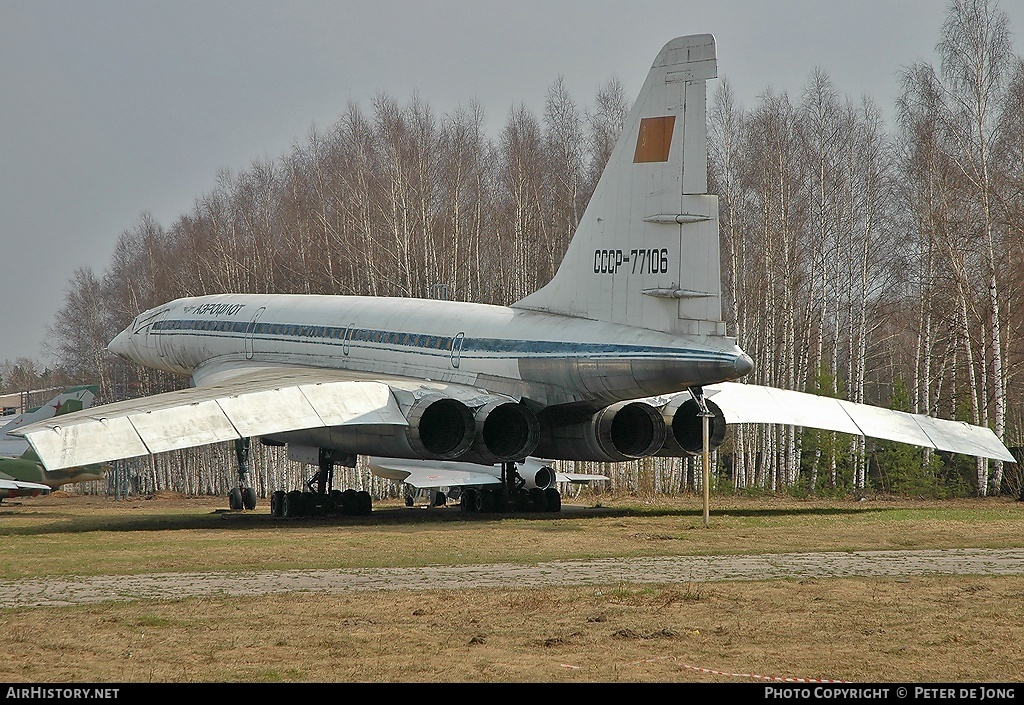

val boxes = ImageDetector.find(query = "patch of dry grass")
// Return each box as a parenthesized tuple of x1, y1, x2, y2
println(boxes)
(1, 492, 1023, 682)
(2, 493, 1023, 579)
(2, 577, 1023, 682)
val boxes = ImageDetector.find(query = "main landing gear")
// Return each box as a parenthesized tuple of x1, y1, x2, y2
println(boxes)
(268, 448, 372, 519)
(459, 462, 562, 513)
(228, 438, 258, 511)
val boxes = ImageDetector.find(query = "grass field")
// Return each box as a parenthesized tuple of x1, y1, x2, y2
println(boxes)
(1, 491, 1023, 683)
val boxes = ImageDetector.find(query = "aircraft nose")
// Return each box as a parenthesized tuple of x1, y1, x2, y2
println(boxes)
(107, 327, 133, 360)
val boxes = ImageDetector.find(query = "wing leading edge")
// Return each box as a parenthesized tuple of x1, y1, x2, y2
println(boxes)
(705, 382, 1015, 463)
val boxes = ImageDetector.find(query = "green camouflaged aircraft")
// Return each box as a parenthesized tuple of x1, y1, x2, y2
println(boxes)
(0, 386, 106, 500)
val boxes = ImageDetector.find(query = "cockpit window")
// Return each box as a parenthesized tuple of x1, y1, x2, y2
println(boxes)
(132, 308, 169, 335)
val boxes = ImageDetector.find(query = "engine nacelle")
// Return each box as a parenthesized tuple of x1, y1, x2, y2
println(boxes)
(535, 401, 667, 462)
(516, 460, 557, 490)
(659, 396, 727, 456)
(269, 393, 476, 461)
(470, 398, 540, 462)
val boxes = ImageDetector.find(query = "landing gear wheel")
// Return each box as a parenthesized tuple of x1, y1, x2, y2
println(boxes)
(529, 487, 547, 512)
(514, 488, 531, 512)
(461, 488, 479, 512)
(544, 487, 561, 513)
(243, 487, 257, 510)
(270, 490, 286, 517)
(341, 489, 358, 515)
(356, 490, 372, 516)
(330, 489, 345, 514)
(433, 491, 447, 507)
(498, 488, 514, 512)
(283, 490, 304, 518)
(480, 487, 496, 513)
(229, 487, 243, 510)
(324, 489, 340, 514)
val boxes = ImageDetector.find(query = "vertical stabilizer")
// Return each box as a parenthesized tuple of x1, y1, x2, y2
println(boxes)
(0, 386, 97, 437)
(513, 34, 723, 337)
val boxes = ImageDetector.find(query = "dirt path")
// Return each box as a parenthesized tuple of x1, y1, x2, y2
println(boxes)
(5, 548, 1024, 608)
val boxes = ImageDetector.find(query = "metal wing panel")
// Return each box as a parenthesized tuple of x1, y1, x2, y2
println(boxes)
(299, 381, 407, 426)
(913, 415, 1016, 463)
(703, 383, 784, 424)
(215, 386, 324, 438)
(22, 417, 150, 468)
(367, 457, 501, 488)
(707, 383, 862, 435)
(126, 401, 240, 454)
(764, 387, 861, 434)
(836, 400, 935, 449)
(16, 370, 413, 470)
(706, 382, 1014, 463)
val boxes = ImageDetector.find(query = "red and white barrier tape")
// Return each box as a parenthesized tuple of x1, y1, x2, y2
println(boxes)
(631, 656, 851, 683)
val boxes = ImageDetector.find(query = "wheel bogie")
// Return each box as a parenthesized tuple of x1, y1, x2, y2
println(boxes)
(457, 485, 562, 514)
(461, 487, 479, 512)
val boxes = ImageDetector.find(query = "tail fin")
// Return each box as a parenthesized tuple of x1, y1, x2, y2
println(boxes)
(0, 386, 97, 436)
(513, 34, 723, 337)
(54, 398, 85, 416)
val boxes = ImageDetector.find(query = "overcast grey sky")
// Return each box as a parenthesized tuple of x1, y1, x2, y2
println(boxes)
(1, 0, 1022, 368)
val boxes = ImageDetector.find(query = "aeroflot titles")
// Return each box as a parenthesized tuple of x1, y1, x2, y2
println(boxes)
(185, 303, 248, 316)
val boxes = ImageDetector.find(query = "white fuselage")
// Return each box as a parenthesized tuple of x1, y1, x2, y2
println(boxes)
(109, 293, 752, 411)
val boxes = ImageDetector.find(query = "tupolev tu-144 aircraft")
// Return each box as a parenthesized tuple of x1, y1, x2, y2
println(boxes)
(15, 35, 1014, 515)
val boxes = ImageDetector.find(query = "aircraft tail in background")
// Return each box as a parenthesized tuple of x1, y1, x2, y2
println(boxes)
(513, 34, 723, 338)
(0, 386, 97, 456)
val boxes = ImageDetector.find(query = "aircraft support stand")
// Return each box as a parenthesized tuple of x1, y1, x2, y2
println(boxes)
(688, 387, 713, 527)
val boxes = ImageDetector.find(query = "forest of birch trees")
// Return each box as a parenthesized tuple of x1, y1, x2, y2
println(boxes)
(3, 0, 1023, 500)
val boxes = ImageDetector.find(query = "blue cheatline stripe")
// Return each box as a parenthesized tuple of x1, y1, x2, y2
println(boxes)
(151, 318, 734, 362)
